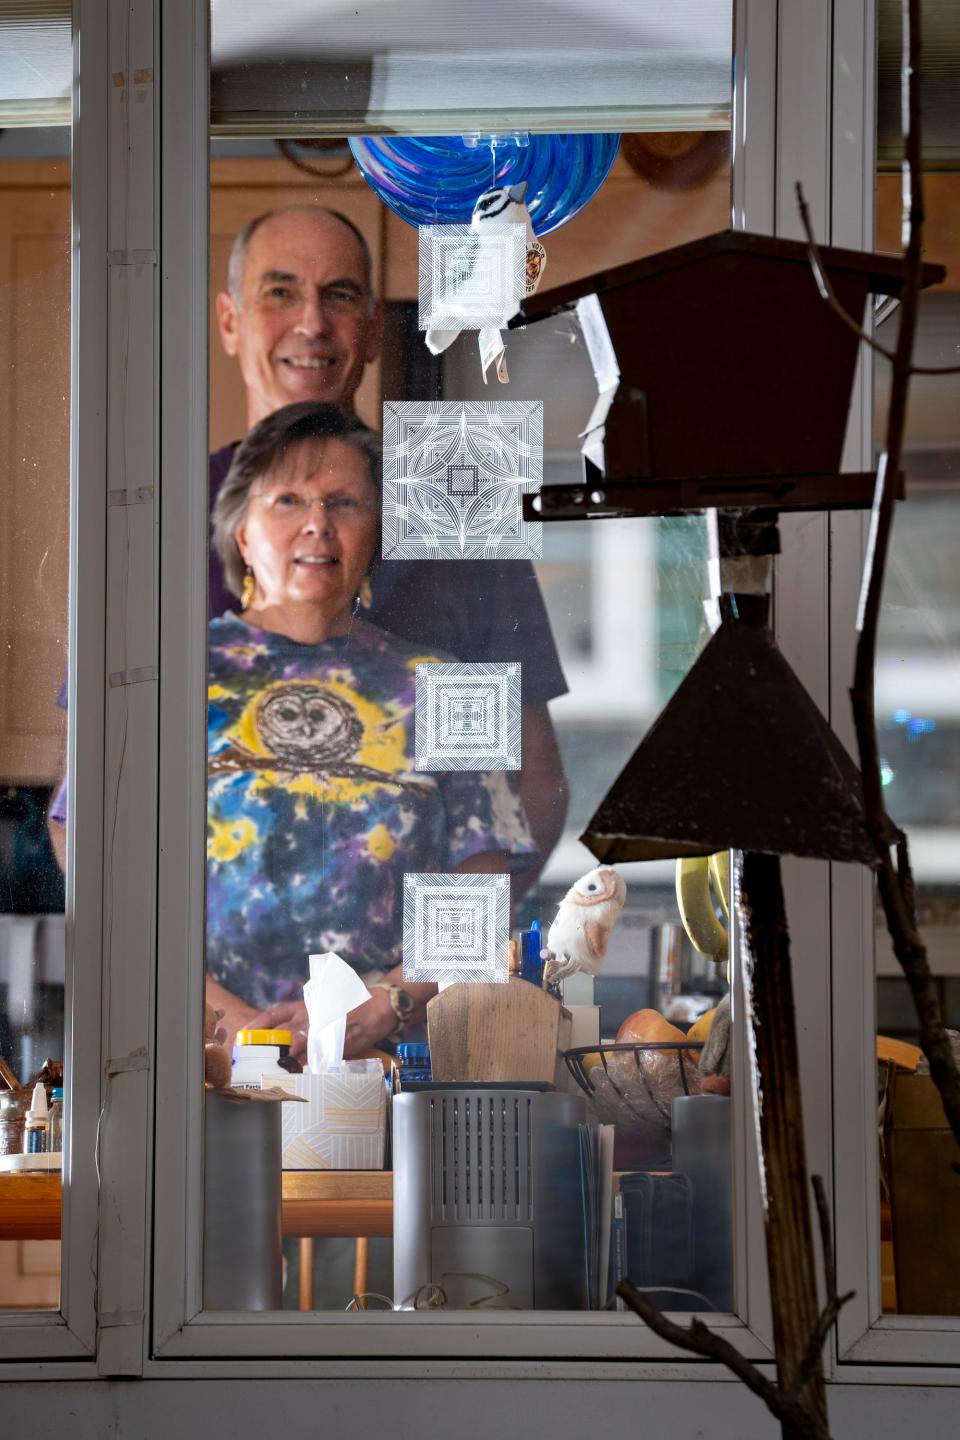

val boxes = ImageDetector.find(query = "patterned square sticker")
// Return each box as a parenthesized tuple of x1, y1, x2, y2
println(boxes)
(403, 873, 510, 985)
(382, 400, 542, 561)
(415, 662, 521, 771)
(419, 223, 526, 332)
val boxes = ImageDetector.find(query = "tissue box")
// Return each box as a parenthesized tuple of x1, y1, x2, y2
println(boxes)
(270, 1066, 387, 1170)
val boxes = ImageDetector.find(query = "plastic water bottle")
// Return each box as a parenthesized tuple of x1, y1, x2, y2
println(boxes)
(396, 1042, 432, 1084)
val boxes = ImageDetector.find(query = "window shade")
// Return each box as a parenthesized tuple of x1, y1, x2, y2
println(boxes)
(209, 0, 734, 136)
(0, 1, 72, 127)
(878, 0, 960, 170)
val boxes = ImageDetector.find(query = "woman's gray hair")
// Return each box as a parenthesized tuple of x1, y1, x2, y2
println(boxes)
(212, 401, 382, 600)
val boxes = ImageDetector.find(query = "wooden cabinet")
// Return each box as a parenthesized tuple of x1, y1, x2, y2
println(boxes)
(0, 162, 70, 785)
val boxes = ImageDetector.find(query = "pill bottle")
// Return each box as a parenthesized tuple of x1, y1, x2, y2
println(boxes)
(231, 1029, 293, 1089)
(396, 1042, 432, 1085)
(23, 1081, 49, 1154)
(47, 1087, 64, 1154)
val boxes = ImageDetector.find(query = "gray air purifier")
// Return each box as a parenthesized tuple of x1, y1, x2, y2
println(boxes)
(393, 1084, 587, 1311)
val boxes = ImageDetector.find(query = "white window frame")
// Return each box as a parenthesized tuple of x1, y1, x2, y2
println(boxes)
(5, 0, 958, 1389)
(0, 0, 157, 1375)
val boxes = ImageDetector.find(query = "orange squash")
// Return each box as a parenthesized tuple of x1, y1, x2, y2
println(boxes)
(616, 1008, 687, 1047)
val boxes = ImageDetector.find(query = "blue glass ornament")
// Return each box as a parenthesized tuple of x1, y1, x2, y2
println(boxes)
(348, 133, 620, 236)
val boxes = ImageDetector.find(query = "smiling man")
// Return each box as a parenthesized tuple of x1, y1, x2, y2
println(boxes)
(215, 206, 383, 426)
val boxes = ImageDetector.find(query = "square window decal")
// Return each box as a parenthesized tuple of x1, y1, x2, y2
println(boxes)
(419, 224, 526, 332)
(415, 662, 521, 771)
(403, 873, 510, 985)
(382, 401, 543, 561)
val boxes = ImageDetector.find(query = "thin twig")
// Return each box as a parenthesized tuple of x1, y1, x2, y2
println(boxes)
(616, 1283, 781, 1416)
(783, 1177, 855, 1408)
(796, 180, 960, 376)
(616, 1280, 831, 1440)
(812, 1176, 837, 1307)
(795, 184, 895, 363)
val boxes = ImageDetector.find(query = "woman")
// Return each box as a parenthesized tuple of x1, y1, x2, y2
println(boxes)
(206, 401, 535, 1058)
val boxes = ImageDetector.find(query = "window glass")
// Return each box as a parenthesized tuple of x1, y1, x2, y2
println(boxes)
(873, 10, 960, 1315)
(0, 122, 71, 1312)
(202, 7, 735, 1317)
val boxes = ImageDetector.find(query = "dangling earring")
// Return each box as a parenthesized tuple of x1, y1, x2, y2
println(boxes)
(240, 567, 255, 611)
(358, 575, 373, 611)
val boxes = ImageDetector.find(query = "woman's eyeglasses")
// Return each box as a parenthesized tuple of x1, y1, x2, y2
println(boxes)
(253, 491, 377, 523)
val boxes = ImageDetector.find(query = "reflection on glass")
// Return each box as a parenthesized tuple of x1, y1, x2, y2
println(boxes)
(203, 123, 733, 1313)
(874, 165, 960, 1314)
(0, 126, 70, 1311)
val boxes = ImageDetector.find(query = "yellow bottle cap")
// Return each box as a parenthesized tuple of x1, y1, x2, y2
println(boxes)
(235, 1029, 293, 1047)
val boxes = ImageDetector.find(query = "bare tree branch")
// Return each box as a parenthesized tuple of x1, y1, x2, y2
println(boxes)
(783, 1178, 855, 1409)
(812, 1175, 837, 1306)
(793, 0, 960, 1147)
(795, 180, 960, 376)
(616, 1279, 839, 1440)
(616, 1281, 787, 1418)
(845, 0, 960, 1148)
(795, 183, 896, 363)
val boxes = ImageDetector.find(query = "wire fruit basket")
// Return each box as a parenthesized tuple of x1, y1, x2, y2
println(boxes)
(564, 1042, 704, 1166)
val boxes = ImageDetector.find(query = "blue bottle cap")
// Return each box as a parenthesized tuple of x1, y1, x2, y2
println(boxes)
(397, 1043, 431, 1060)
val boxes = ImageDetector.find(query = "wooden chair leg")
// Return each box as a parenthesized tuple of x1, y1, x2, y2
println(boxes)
(299, 1237, 315, 1311)
(353, 1236, 369, 1299)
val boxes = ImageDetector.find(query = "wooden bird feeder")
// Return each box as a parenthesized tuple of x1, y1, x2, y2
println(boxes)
(511, 229, 944, 518)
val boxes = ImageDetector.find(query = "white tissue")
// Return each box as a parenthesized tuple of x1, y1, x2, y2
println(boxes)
(304, 951, 372, 1073)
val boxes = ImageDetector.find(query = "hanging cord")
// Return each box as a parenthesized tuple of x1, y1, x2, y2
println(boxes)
(347, 1272, 519, 1311)
(275, 139, 354, 179)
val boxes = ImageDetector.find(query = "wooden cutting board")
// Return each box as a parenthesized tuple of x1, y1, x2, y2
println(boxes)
(427, 981, 572, 1085)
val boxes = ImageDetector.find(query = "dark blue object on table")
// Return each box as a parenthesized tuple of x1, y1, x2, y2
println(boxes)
(519, 919, 544, 987)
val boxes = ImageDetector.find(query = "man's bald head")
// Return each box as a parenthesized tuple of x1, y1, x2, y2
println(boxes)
(227, 205, 374, 310)
(216, 206, 383, 427)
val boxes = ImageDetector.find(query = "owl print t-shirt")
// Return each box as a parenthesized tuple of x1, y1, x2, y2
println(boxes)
(206, 613, 535, 1010)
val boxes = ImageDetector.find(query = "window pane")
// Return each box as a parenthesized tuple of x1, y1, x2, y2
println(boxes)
(202, 11, 735, 1319)
(0, 122, 70, 1312)
(873, 166, 960, 1313)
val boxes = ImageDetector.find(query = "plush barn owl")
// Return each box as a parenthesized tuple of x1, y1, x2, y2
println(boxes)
(542, 866, 627, 987)
(425, 181, 547, 383)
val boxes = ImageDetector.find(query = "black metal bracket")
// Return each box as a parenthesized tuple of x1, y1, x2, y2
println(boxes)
(524, 471, 902, 523)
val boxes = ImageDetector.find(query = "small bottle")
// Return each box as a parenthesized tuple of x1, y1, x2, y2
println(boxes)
(519, 919, 544, 986)
(23, 1081, 49, 1154)
(231, 1029, 294, 1089)
(47, 1087, 64, 1154)
(396, 1042, 432, 1085)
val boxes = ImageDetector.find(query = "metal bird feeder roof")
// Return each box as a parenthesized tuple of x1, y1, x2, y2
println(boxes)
(581, 602, 881, 867)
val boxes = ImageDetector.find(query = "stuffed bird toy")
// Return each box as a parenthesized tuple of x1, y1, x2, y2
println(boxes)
(542, 866, 627, 987)
(425, 181, 547, 383)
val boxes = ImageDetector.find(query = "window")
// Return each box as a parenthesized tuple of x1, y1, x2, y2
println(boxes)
(0, 124, 70, 1315)
(872, 70, 960, 1323)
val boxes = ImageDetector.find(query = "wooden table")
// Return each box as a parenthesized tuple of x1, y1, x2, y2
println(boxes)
(0, 1172, 62, 1241)
(1, 1169, 392, 1243)
(1, 1169, 393, 1309)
